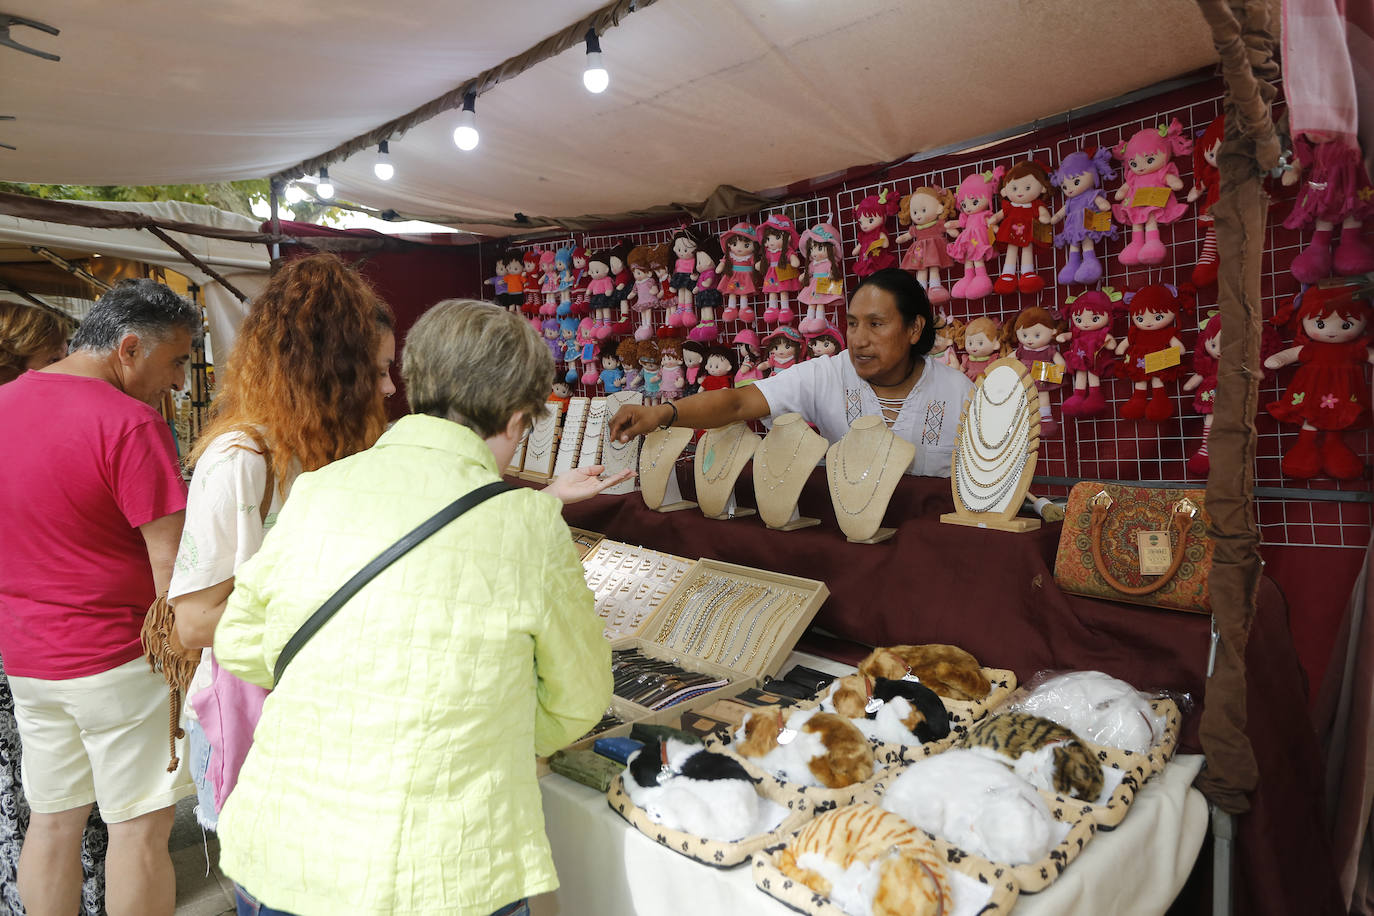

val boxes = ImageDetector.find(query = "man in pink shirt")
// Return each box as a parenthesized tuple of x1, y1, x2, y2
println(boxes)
(0, 279, 199, 916)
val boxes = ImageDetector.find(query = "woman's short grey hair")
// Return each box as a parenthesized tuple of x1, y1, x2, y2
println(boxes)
(402, 299, 552, 439)
(70, 279, 201, 353)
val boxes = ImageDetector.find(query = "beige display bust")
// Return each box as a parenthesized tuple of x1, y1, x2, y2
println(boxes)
(638, 427, 696, 512)
(753, 413, 827, 531)
(825, 415, 916, 544)
(694, 421, 760, 520)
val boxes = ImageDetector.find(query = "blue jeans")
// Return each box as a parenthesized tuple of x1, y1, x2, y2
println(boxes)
(234, 885, 529, 916)
(186, 719, 219, 831)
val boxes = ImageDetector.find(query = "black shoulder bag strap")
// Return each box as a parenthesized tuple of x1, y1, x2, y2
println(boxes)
(272, 480, 515, 684)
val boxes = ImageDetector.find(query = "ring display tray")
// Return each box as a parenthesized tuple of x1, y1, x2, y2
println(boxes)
(568, 526, 605, 560)
(582, 539, 695, 639)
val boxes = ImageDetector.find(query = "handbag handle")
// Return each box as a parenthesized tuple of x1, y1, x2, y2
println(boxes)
(1087, 491, 1199, 597)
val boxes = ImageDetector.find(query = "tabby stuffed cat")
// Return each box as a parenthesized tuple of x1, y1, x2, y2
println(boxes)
(736, 706, 874, 789)
(777, 803, 950, 916)
(858, 644, 992, 701)
(964, 711, 1104, 802)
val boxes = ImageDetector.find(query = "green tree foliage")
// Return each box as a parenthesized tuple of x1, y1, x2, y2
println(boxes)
(0, 180, 346, 225)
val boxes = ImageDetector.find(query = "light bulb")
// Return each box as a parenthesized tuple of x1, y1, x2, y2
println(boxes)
(284, 183, 305, 204)
(317, 168, 334, 199)
(583, 53, 609, 93)
(373, 140, 394, 181)
(453, 92, 479, 151)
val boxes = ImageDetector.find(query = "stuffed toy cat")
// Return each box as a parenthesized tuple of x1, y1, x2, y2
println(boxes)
(735, 706, 873, 789)
(778, 803, 951, 916)
(624, 736, 766, 842)
(826, 674, 951, 745)
(964, 712, 1104, 802)
(858, 645, 991, 701)
(1014, 670, 1161, 754)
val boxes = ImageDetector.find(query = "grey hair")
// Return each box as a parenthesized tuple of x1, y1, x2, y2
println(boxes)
(70, 279, 201, 354)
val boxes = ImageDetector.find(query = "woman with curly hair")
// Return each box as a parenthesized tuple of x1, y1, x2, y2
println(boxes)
(168, 253, 396, 832)
(0, 301, 73, 384)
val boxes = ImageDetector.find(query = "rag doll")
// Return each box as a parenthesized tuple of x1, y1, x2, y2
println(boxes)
(682, 340, 708, 394)
(597, 339, 625, 393)
(521, 250, 543, 319)
(689, 241, 724, 343)
(540, 318, 562, 365)
(666, 228, 701, 327)
(929, 312, 964, 371)
(700, 346, 737, 392)
(1281, 133, 1374, 282)
(1186, 114, 1224, 287)
(1047, 148, 1118, 285)
(733, 328, 764, 386)
(1057, 288, 1124, 418)
(501, 255, 526, 312)
(735, 706, 875, 789)
(658, 337, 686, 400)
(757, 214, 803, 324)
(989, 160, 1053, 294)
(716, 222, 759, 322)
(568, 247, 591, 317)
(483, 259, 507, 305)
(1014, 670, 1162, 755)
(896, 186, 956, 303)
(964, 712, 1104, 802)
(638, 338, 662, 402)
(1264, 285, 1373, 480)
(547, 377, 572, 417)
(851, 188, 899, 277)
(1111, 119, 1192, 266)
(651, 243, 674, 321)
(627, 245, 660, 342)
(826, 673, 951, 746)
(609, 244, 634, 334)
(797, 223, 846, 335)
(956, 316, 1008, 383)
(857, 644, 992, 702)
(1115, 283, 1192, 421)
(575, 318, 599, 385)
(1182, 313, 1221, 475)
(616, 338, 643, 393)
(584, 250, 616, 337)
(777, 804, 951, 916)
(554, 245, 576, 316)
(624, 737, 766, 842)
(558, 317, 580, 372)
(806, 321, 844, 359)
(1010, 306, 1067, 436)
(762, 326, 804, 376)
(539, 250, 561, 317)
(946, 167, 1003, 300)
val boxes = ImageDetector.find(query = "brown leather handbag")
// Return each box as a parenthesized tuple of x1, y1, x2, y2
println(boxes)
(1053, 482, 1213, 614)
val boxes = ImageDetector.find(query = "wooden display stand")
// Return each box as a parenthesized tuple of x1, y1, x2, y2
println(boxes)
(694, 421, 760, 520)
(753, 413, 826, 531)
(941, 357, 1042, 533)
(639, 427, 696, 512)
(518, 402, 559, 481)
(506, 428, 528, 476)
(553, 397, 589, 476)
(825, 416, 915, 544)
(577, 397, 609, 469)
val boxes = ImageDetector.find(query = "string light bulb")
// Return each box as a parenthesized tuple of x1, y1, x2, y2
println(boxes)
(284, 183, 306, 204)
(373, 140, 394, 181)
(317, 167, 334, 199)
(583, 29, 609, 94)
(452, 92, 479, 151)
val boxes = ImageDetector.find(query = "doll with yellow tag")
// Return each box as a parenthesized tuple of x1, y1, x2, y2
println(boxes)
(851, 188, 899, 277)
(1115, 283, 1192, 421)
(1047, 148, 1118, 285)
(1009, 306, 1067, 436)
(716, 222, 759, 323)
(896, 187, 957, 304)
(1111, 120, 1192, 267)
(757, 214, 803, 325)
(797, 223, 846, 335)
(988, 161, 1053, 295)
(956, 316, 1009, 383)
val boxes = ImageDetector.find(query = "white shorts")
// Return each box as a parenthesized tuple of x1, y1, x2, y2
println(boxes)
(9, 657, 193, 822)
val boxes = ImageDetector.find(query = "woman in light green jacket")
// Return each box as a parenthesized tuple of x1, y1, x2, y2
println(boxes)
(213, 300, 616, 916)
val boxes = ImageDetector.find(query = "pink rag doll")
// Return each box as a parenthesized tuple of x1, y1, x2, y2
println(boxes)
(1281, 134, 1374, 283)
(577, 318, 600, 385)
(797, 223, 845, 335)
(539, 250, 561, 317)
(617, 338, 643, 393)
(762, 326, 805, 377)
(989, 160, 1053, 295)
(1048, 148, 1118, 285)
(584, 250, 616, 340)
(627, 245, 660, 342)
(659, 337, 687, 400)
(1264, 285, 1374, 480)
(946, 168, 1003, 300)
(1009, 306, 1067, 437)
(689, 242, 723, 343)
(929, 311, 964, 371)
(1114, 283, 1193, 422)
(1111, 119, 1192, 267)
(896, 187, 956, 304)
(956, 316, 1009, 383)
(717, 223, 759, 322)
(733, 328, 764, 385)
(1057, 288, 1124, 418)
(1181, 313, 1221, 476)
(1186, 115, 1224, 287)
(851, 188, 899, 277)
(666, 229, 702, 328)
(757, 214, 803, 325)
(521, 251, 543, 319)
(806, 321, 844, 360)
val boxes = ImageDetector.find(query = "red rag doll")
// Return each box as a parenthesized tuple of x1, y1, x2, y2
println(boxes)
(1186, 115, 1224, 287)
(1181, 313, 1222, 475)
(1281, 133, 1374, 283)
(1114, 284, 1193, 422)
(521, 250, 543, 319)
(1264, 285, 1374, 480)
(851, 188, 899, 277)
(1057, 288, 1125, 419)
(988, 160, 1052, 295)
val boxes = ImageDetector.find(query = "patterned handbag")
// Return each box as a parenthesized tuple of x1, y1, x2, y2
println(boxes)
(1053, 482, 1213, 614)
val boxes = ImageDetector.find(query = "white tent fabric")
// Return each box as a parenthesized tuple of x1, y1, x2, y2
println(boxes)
(2, 1, 1225, 235)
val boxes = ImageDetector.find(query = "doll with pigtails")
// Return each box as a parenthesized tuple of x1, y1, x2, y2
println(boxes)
(1047, 148, 1118, 285)
(946, 168, 1003, 300)
(1114, 283, 1193, 421)
(717, 223, 760, 323)
(1186, 115, 1224, 287)
(576, 318, 600, 385)
(554, 245, 576, 317)
(1111, 119, 1192, 267)
(797, 223, 846, 335)
(929, 311, 964, 371)
(989, 160, 1053, 295)
(1058, 288, 1125, 418)
(559, 317, 579, 376)
(757, 214, 803, 325)
(538, 250, 562, 317)
(521, 251, 543, 320)
(896, 186, 957, 304)
(957, 316, 1010, 384)
(851, 188, 899, 277)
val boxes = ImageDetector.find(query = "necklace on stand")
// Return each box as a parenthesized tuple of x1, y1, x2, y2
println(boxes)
(965, 401, 1030, 465)
(701, 425, 748, 483)
(969, 387, 1026, 452)
(831, 431, 895, 517)
(755, 428, 807, 491)
(643, 429, 680, 471)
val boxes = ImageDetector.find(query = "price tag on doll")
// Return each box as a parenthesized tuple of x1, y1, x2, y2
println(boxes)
(815, 277, 844, 297)
(775, 264, 800, 282)
(1082, 209, 1112, 233)
(1142, 347, 1182, 374)
(776, 727, 799, 746)
(1136, 530, 1173, 576)
(1032, 361, 1064, 384)
(1130, 186, 1172, 209)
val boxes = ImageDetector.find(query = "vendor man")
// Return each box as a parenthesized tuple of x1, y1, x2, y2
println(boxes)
(609, 268, 972, 476)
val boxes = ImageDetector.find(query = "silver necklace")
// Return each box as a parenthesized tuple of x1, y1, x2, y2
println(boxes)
(969, 387, 1026, 452)
(831, 433, 895, 516)
(966, 398, 1030, 463)
(700, 425, 748, 483)
(954, 447, 1028, 512)
(755, 429, 808, 491)
(727, 589, 790, 667)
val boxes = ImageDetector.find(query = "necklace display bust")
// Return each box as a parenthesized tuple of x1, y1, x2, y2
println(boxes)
(639, 427, 696, 512)
(695, 421, 760, 520)
(753, 413, 827, 531)
(825, 415, 915, 544)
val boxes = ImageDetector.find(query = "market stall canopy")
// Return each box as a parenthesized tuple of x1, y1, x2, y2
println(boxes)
(3, 0, 1227, 235)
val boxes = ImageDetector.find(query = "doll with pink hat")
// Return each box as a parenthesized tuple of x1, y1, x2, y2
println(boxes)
(733, 328, 764, 385)
(716, 222, 759, 322)
(797, 222, 846, 335)
(851, 188, 899, 277)
(805, 321, 844, 360)
(945, 168, 1002, 300)
(1111, 119, 1192, 267)
(1057, 288, 1124, 418)
(1047, 148, 1118, 285)
(1280, 133, 1374, 283)
(757, 214, 803, 325)
(761, 325, 805, 376)
(896, 187, 956, 304)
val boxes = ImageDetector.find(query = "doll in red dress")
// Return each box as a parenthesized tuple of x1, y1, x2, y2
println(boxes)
(1010, 306, 1067, 436)
(851, 188, 899, 278)
(1058, 288, 1125, 418)
(521, 250, 543, 320)
(700, 346, 738, 392)
(1264, 285, 1374, 480)
(1185, 115, 1224, 287)
(1181, 313, 1221, 475)
(988, 161, 1052, 295)
(1114, 284, 1193, 421)
(1281, 133, 1374, 283)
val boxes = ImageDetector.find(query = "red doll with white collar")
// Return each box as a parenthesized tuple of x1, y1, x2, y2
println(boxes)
(1111, 120, 1192, 267)
(1114, 283, 1193, 421)
(988, 160, 1052, 295)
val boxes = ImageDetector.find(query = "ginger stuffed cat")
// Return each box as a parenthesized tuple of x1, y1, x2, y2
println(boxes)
(778, 803, 950, 916)
(736, 706, 874, 789)
(964, 711, 1104, 802)
(858, 644, 992, 701)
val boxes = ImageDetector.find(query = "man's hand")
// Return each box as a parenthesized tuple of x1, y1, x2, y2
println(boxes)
(544, 465, 636, 505)
(608, 403, 671, 444)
